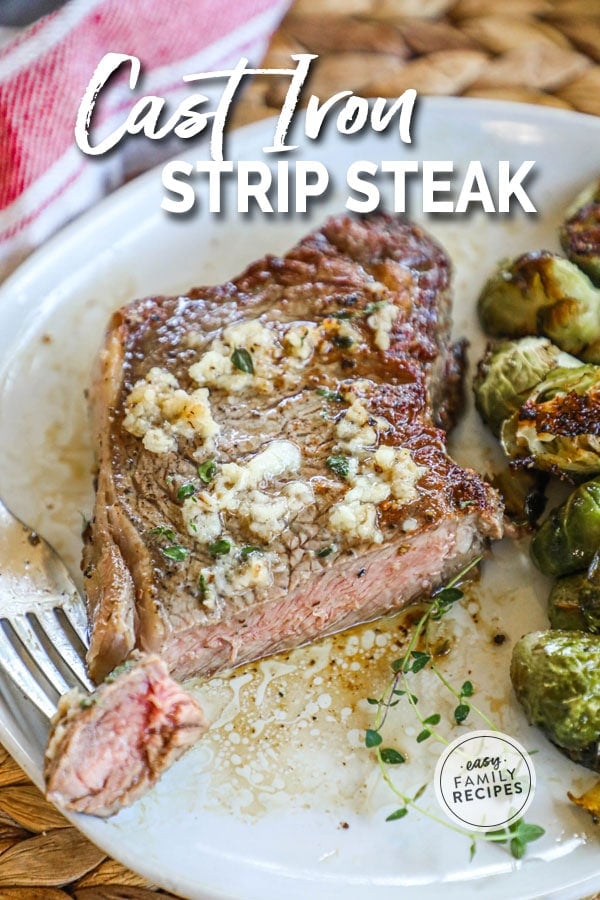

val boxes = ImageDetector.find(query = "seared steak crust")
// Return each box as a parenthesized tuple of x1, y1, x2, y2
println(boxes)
(84, 214, 503, 682)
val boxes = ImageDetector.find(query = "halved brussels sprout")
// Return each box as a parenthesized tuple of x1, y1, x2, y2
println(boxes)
(489, 467, 547, 526)
(473, 337, 580, 437)
(500, 364, 600, 478)
(511, 630, 600, 771)
(478, 252, 600, 363)
(548, 569, 600, 633)
(560, 179, 600, 286)
(568, 780, 600, 821)
(530, 476, 600, 577)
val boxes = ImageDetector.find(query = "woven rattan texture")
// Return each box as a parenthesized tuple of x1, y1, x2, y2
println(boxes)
(232, 0, 600, 126)
(1, 0, 599, 896)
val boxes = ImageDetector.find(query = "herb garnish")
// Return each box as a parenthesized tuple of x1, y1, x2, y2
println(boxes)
(240, 545, 263, 559)
(208, 539, 231, 556)
(327, 455, 350, 478)
(104, 659, 135, 683)
(177, 482, 196, 501)
(333, 335, 354, 349)
(162, 545, 189, 561)
(199, 573, 208, 600)
(487, 821, 546, 860)
(317, 545, 335, 558)
(231, 347, 254, 374)
(365, 556, 545, 861)
(364, 300, 387, 315)
(148, 526, 177, 541)
(198, 458, 217, 483)
(316, 387, 344, 403)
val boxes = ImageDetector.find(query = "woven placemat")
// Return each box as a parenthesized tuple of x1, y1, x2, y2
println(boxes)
(1, 0, 599, 896)
(232, 0, 600, 127)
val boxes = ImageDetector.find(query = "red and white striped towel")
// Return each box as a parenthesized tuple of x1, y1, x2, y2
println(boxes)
(0, 0, 289, 280)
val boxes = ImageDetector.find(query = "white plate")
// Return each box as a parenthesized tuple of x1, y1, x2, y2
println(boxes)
(0, 98, 598, 900)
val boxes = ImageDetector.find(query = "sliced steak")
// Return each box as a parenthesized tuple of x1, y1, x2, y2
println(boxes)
(83, 213, 503, 683)
(44, 652, 208, 817)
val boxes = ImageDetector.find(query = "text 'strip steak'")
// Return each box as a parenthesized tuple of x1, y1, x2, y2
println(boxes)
(84, 214, 503, 683)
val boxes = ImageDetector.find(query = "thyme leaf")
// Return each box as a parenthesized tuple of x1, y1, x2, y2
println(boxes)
(208, 539, 231, 557)
(162, 545, 189, 561)
(363, 554, 545, 862)
(177, 482, 196, 501)
(317, 545, 335, 558)
(240, 545, 264, 559)
(231, 347, 254, 374)
(148, 526, 176, 541)
(327, 455, 350, 478)
(333, 335, 354, 349)
(198, 458, 217, 483)
(316, 387, 343, 402)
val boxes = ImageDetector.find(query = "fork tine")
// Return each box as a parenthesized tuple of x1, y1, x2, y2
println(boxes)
(34, 610, 93, 691)
(0, 498, 95, 729)
(10, 616, 73, 696)
(60, 597, 89, 648)
(0, 622, 57, 719)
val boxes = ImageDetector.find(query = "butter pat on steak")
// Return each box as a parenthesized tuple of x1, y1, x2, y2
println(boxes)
(83, 214, 503, 683)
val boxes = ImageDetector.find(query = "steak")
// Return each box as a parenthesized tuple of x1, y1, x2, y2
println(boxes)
(83, 213, 503, 684)
(44, 652, 208, 816)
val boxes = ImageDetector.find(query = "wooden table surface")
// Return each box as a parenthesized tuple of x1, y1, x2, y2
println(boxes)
(0, 0, 598, 897)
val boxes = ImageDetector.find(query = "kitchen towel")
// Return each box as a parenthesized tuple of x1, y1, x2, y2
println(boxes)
(0, 0, 289, 280)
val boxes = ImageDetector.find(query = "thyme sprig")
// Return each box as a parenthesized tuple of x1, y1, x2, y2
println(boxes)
(365, 556, 545, 860)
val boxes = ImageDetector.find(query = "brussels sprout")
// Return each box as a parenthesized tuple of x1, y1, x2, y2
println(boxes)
(568, 780, 600, 821)
(548, 570, 600, 633)
(560, 179, 600, 286)
(477, 252, 600, 364)
(474, 337, 580, 437)
(530, 476, 600, 576)
(501, 364, 600, 478)
(489, 467, 547, 526)
(511, 630, 600, 771)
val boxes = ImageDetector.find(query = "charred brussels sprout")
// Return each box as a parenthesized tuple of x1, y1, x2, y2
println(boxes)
(548, 570, 600, 633)
(560, 179, 600, 286)
(477, 252, 600, 364)
(473, 337, 580, 437)
(511, 630, 600, 771)
(530, 476, 600, 576)
(478, 252, 563, 337)
(489, 467, 547, 526)
(501, 364, 600, 478)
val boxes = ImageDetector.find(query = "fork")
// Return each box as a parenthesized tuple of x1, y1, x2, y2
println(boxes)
(0, 497, 92, 740)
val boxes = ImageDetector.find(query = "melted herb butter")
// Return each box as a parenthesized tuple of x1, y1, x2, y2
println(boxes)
(123, 366, 219, 454)
(199, 550, 276, 610)
(185, 439, 313, 599)
(188, 320, 280, 394)
(366, 301, 399, 351)
(327, 391, 425, 545)
(182, 440, 311, 544)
